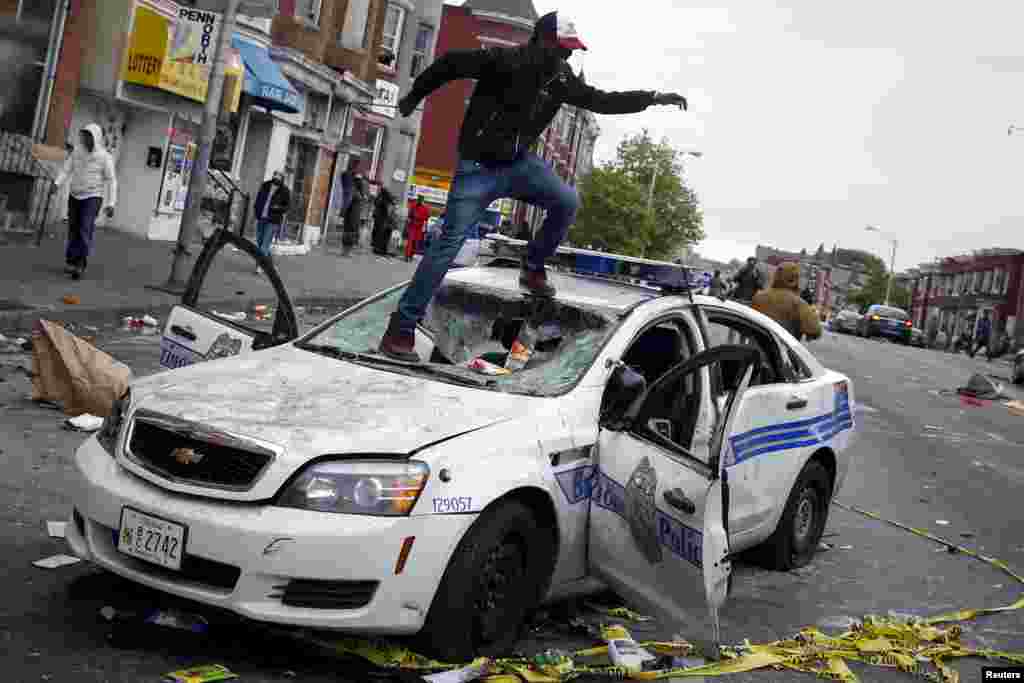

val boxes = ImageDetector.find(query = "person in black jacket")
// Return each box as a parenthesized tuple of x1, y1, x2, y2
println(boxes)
(731, 257, 764, 303)
(379, 11, 687, 360)
(372, 188, 396, 256)
(253, 171, 291, 260)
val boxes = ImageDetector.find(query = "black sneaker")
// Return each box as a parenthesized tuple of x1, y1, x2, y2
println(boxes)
(519, 269, 555, 297)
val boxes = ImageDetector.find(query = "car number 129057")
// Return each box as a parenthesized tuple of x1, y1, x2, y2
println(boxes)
(432, 497, 472, 514)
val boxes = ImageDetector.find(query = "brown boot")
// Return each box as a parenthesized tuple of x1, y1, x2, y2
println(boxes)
(379, 313, 421, 362)
(519, 268, 555, 297)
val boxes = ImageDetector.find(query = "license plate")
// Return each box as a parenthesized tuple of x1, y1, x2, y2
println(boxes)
(160, 337, 201, 369)
(118, 507, 187, 570)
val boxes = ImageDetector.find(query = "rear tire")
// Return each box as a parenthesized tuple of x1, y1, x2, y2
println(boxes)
(754, 461, 832, 571)
(415, 499, 555, 662)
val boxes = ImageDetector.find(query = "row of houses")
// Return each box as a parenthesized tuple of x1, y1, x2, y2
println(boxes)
(0, 0, 599, 248)
(906, 250, 1024, 347)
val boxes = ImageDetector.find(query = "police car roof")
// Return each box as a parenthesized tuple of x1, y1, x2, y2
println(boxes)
(444, 264, 664, 313)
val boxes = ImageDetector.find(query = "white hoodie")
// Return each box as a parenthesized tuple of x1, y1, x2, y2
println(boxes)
(55, 123, 118, 208)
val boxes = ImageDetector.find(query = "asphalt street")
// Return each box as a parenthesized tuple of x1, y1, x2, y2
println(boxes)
(1, 321, 1022, 682)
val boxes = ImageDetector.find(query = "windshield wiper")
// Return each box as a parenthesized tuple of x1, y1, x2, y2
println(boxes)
(296, 343, 493, 388)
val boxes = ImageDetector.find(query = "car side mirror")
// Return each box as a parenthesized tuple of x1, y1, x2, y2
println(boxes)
(600, 364, 646, 431)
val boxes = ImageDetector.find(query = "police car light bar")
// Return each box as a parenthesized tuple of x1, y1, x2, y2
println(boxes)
(486, 235, 710, 294)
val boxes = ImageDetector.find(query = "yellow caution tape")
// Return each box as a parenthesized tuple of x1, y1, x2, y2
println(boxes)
(290, 502, 1024, 683)
(585, 602, 653, 622)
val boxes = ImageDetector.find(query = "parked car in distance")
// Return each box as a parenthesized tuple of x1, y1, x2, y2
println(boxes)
(831, 309, 862, 335)
(857, 305, 912, 344)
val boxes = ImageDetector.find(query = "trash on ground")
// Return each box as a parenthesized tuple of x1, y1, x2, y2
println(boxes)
(957, 373, 1004, 400)
(1007, 400, 1024, 417)
(422, 658, 492, 683)
(838, 545, 853, 550)
(62, 295, 80, 305)
(818, 541, 834, 551)
(603, 624, 656, 672)
(31, 319, 131, 418)
(99, 606, 118, 622)
(33, 554, 81, 569)
(145, 608, 210, 634)
(936, 520, 951, 526)
(162, 664, 238, 683)
(961, 532, 976, 539)
(583, 601, 652, 622)
(46, 521, 66, 538)
(960, 395, 989, 408)
(64, 413, 104, 432)
(142, 315, 159, 327)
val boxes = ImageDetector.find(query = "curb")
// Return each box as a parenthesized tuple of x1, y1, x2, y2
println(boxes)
(0, 295, 365, 335)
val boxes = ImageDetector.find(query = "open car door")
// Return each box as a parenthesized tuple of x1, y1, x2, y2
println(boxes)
(159, 228, 299, 370)
(589, 345, 759, 656)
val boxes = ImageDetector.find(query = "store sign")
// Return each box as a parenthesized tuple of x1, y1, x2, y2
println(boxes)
(408, 184, 447, 205)
(123, 0, 242, 109)
(373, 80, 399, 118)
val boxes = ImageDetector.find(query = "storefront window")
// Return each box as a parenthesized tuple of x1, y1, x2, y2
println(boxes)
(0, 0, 60, 137)
(339, 0, 371, 50)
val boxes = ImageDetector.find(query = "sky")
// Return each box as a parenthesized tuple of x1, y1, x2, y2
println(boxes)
(457, 0, 1024, 270)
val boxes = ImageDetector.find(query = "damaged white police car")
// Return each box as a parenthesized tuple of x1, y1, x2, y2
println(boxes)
(66, 230, 856, 662)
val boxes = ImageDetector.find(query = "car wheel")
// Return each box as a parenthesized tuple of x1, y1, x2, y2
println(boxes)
(415, 499, 555, 662)
(755, 461, 832, 571)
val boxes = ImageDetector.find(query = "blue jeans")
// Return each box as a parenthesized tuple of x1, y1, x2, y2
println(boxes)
(256, 219, 278, 257)
(66, 196, 102, 268)
(396, 153, 579, 333)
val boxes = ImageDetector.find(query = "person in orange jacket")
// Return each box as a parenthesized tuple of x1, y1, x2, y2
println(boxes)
(405, 196, 430, 261)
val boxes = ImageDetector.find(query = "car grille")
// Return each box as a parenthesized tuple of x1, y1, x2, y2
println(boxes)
(102, 525, 242, 591)
(270, 579, 379, 609)
(126, 414, 273, 490)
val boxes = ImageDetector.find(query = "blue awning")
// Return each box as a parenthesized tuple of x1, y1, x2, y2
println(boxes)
(232, 37, 302, 114)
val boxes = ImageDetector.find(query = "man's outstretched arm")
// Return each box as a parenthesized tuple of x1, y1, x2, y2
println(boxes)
(398, 48, 503, 116)
(565, 73, 687, 115)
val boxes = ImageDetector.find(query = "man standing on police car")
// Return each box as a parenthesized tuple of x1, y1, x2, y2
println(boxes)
(378, 11, 688, 361)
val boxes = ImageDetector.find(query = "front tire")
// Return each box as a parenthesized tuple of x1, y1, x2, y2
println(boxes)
(415, 500, 555, 662)
(755, 461, 832, 571)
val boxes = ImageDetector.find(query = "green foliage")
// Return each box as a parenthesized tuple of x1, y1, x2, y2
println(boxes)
(847, 260, 910, 311)
(570, 130, 704, 259)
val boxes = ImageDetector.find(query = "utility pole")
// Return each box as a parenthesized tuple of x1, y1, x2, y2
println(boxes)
(162, 0, 240, 292)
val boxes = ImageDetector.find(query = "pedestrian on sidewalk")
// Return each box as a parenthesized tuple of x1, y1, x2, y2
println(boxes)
(378, 9, 688, 360)
(53, 123, 117, 280)
(405, 196, 430, 261)
(752, 262, 822, 342)
(708, 270, 727, 298)
(253, 171, 291, 270)
(925, 311, 940, 349)
(969, 311, 992, 359)
(339, 159, 362, 256)
(731, 257, 764, 303)
(372, 188, 397, 257)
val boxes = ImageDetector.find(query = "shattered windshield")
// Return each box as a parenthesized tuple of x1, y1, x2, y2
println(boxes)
(301, 282, 619, 396)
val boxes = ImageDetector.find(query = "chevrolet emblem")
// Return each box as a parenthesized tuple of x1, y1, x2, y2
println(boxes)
(171, 447, 205, 465)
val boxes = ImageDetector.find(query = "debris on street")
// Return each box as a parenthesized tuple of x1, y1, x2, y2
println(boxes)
(32, 554, 81, 569)
(957, 373, 1004, 400)
(46, 521, 66, 538)
(162, 664, 238, 683)
(61, 295, 80, 305)
(142, 314, 159, 327)
(582, 602, 652, 622)
(144, 608, 210, 634)
(936, 520, 951, 526)
(1007, 400, 1024, 417)
(31, 319, 131, 417)
(63, 413, 103, 432)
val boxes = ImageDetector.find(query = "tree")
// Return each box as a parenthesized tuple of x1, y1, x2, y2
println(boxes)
(571, 130, 704, 259)
(847, 261, 911, 311)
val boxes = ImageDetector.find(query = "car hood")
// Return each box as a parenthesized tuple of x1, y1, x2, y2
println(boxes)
(125, 345, 536, 500)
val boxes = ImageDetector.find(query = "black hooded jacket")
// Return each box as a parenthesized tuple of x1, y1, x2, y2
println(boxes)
(404, 43, 656, 164)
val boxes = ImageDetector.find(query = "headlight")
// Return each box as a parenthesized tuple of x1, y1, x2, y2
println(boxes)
(97, 389, 130, 456)
(871, 315, 881, 321)
(277, 460, 430, 516)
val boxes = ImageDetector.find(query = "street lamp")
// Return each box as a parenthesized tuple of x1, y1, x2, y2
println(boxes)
(865, 225, 898, 306)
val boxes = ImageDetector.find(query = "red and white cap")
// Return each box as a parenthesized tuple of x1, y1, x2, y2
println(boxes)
(535, 11, 588, 51)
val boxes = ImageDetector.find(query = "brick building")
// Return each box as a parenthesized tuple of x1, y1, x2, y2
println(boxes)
(908, 249, 1024, 345)
(411, 0, 599, 231)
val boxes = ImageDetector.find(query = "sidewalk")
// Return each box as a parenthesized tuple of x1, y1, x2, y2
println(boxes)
(0, 226, 419, 331)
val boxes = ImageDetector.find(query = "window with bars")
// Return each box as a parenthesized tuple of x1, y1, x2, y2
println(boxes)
(379, 4, 406, 67)
(993, 268, 1006, 294)
(410, 24, 434, 78)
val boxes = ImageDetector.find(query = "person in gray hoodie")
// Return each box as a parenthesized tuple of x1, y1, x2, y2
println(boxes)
(54, 123, 117, 279)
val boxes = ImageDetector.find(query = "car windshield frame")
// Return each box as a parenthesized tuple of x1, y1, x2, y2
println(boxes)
(294, 279, 627, 397)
